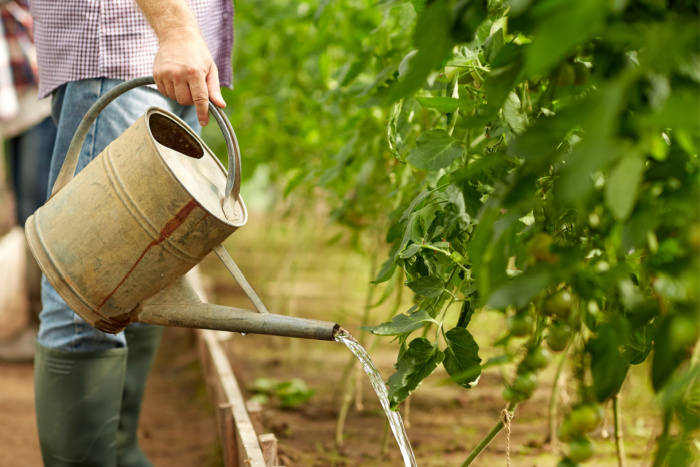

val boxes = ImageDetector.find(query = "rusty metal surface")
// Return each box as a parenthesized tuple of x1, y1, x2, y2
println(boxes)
(27, 108, 246, 333)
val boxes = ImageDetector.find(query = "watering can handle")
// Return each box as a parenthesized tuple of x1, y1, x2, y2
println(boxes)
(50, 76, 242, 217)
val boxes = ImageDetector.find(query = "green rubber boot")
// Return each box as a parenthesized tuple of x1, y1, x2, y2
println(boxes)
(34, 342, 128, 466)
(116, 325, 163, 467)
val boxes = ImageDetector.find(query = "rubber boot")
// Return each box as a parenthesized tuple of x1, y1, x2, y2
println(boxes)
(116, 325, 163, 467)
(34, 342, 128, 466)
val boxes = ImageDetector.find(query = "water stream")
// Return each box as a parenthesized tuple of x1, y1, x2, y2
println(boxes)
(335, 329, 418, 467)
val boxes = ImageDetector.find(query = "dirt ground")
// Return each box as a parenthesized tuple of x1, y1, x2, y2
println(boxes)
(0, 326, 221, 467)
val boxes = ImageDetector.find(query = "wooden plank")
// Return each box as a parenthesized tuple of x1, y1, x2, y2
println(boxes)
(189, 267, 267, 467)
(258, 433, 279, 467)
(218, 403, 238, 467)
(202, 329, 266, 466)
(246, 400, 264, 435)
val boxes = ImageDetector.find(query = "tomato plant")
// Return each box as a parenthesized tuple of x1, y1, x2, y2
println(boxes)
(219, 0, 699, 465)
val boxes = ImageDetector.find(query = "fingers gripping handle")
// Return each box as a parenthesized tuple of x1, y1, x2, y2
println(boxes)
(51, 76, 241, 218)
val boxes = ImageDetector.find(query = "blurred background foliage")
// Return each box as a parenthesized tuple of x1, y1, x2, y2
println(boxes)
(203, 0, 699, 465)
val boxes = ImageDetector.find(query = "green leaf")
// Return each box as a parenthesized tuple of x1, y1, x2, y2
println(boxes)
(443, 327, 482, 388)
(276, 378, 316, 408)
(483, 27, 505, 64)
(416, 96, 475, 114)
(389, 0, 453, 102)
(406, 275, 444, 298)
(450, 0, 488, 43)
(523, 0, 606, 76)
(652, 314, 699, 393)
(400, 190, 431, 222)
(483, 62, 522, 116)
(456, 301, 474, 328)
(399, 243, 422, 258)
(605, 151, 646, 220)
(587, 322, 630, 402)
(487, 263, 559, 309)
(406, 129, 465, 170)
(387, 338, 445, 409)
(502, 92, 529, 135)
(622, 324, 653, 365)
(361, 309, 432, 336)
(387, 99, 405, 163)
(410, 0, 426, 14)
(372, 256, 397, 284)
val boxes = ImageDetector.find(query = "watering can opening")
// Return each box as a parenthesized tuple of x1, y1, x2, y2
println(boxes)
(149, 112, 204, 160)
(145, 108, 248, 228)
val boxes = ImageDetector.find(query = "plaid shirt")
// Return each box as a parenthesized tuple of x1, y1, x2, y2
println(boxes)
(0, 0, 37, 121)
(30, 0, 234, 99)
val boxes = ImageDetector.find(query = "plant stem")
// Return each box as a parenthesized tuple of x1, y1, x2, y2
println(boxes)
(335, 232, 380, 446)
(403, 396, 412, 429)
(446, 75, 459, 136)
(420, 244, 470, 273)
(547, 341, 571, 449)
(613, 393, 627, 467)
(380, 418, 390, 456)
(335, 363, 358, 447)
(651, 410, 673, 467)
(461, 404, 518, 466)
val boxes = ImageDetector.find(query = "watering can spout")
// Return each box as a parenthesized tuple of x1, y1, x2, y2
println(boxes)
(132, 276, 340, 341)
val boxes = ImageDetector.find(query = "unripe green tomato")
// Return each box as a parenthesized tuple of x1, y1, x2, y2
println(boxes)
(544, 290, 573, 318)
(689, 223, 700, 252)
(573, 62, 590, 85)
(444, 66, 461, 81)
(508, 313, 533, 337)
(557, 458, 579, 467)
(524, 346, 552, 370)
(670, 315, 699, 348)
(557, 63, 576, 87)
(547, 323, 571, 352)
(512, 372, 538, 398)
(527, 233, 554, 263)
(451, 251, 466, 264)
(568, 437, 595, 462)
(502, 386, 524, 403)
(570, 405, 604, 434)
(557, 420, 576, 442)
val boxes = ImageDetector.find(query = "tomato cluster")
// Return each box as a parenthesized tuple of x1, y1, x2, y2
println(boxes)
(557, 404, 604, 464)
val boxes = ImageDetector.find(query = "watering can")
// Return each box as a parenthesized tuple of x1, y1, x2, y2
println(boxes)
(25, 77, 339, 341)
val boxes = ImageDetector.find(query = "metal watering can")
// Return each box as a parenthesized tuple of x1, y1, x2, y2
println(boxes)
(25, 77, 339, 341)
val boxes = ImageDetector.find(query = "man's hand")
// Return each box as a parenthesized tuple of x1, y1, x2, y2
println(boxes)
(135, 0, 226, 126)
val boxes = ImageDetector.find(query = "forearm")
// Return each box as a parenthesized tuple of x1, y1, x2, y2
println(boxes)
(134, 0, 200, 43)
(134, 0, 225, 124)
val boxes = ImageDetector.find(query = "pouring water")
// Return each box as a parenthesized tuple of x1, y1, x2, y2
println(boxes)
(335, 329, 418, 467)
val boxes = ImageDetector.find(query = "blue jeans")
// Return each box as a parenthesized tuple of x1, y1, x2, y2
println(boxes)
(9, 117, 56, 228)
(37, 78, 200, 352)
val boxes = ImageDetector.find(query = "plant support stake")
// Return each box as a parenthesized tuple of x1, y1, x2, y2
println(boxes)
(613, 393, 627, 467)
(461, 403, 518, 466)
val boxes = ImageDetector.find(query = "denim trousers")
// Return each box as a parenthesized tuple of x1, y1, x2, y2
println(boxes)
(37, 78, 200, 352)
(8, 117, 56, 228)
